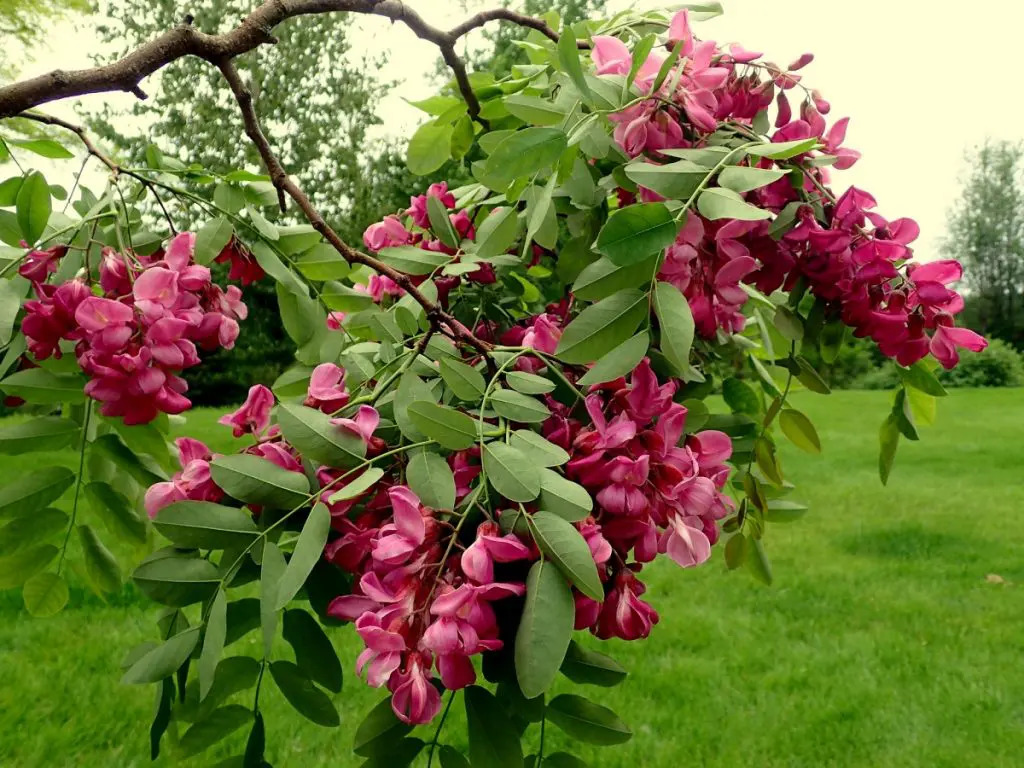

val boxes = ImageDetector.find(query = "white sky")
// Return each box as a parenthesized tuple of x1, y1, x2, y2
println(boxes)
(12, 0, 1024, 256)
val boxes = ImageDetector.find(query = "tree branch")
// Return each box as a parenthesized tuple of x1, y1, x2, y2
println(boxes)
(0, 0, 566, 122)
(217, 60, 494, 362)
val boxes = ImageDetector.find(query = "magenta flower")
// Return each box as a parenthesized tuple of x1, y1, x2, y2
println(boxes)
(929, 323, 988, 369)
(460, 521, 531, 583)
(387, 652, 441, 725)
(305, 363, 350, 413)
(218, 384, 274, 437)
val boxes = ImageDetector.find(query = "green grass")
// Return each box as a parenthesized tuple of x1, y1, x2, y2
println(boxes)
(2, 389, 1023, 767)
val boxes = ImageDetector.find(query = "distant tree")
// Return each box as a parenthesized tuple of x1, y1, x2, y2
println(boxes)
(0, 0, 89, 79)
(942, 139, 1024, 348)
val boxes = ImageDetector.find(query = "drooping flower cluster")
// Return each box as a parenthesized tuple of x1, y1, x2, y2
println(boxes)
(548, 359, 734, 640)
(19, 233, 248, 424)
(591, 8, 985, 365)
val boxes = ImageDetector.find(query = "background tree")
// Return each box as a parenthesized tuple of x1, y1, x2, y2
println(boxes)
(0, 0, 89, 80)
(88, 0, 419, 402)
(942, 139, 1024, 348)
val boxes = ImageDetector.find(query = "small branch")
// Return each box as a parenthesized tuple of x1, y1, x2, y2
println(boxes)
(0, 0, 573, 121)
(217, 61, 494, 359)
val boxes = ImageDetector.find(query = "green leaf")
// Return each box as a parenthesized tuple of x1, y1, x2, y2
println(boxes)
(473, 206, 522, 259)
(718, 166, 786, 194)
(277, 401, 366, 469)
(793, 355, 831, 394)
(653, 281, 695, 376)
(779, 408, 821, 454)
(529, 511, 602, 600)
(0, 367, 86, 404)
(78, 524, 121, 593)
(465, 685, 524, 768)
(745, 137, 818, 159)
(16, 171, 51, 244)
(91, 434, 166, 487)
(504, 93, 568, 126)
(179, 704, 251, 757)
(326, 467, 384, 504)
(515, 560, 574, 698)
(547, 694, 632, 745)
(555, 289, 648, 365)
(439, 746, 471, 768)
(0, 416, 79, 454)
(764, 499, 809, 523)
(572, 255, 657, 301)
(558, 25, 592, 100)
(594, 203, 681, 267)
(275, 503, 331, 609)
(247, 205, 279, 241)
(269, 660, 340, 727)
(378, 245, 449, 275)
(697, 188, 771, 221)
(0, 544, 57, 588)
(774, 305, 804, 341)
(407, 120, 456, 176)
(210, 454, 311, 509)
(723, 377, 760, 415)
(724, 531, 748, 570)
(0, 466, 74, 520)
(578, 331, 649, 386)
(560, 641, 628, 687)
(537, 469, 592, 522)
(199, 589, 228, 700)
(353, 697, 413, 757)
(491, 388, 550, 423)
(542, 754, 590, 768)
(483, 442, 540, 502)
(283, 609, 343, 693)
(194, 216, 234, 265)
(122, 627, 201, 684)
(0, 508, 67, 556)
(86, 481, 147, 543)
(746, 538, 773, 585)
(153, 500, 258, 549)
(509, 430, 569, 467)
(251, 240, 306, 295)
(150, 677, 173, 760)
(427, 194, 460, 248)
(0, 276, 24, 346)
(408, 401, 478, 450)
(439, 358, 486, 400)
(322, 282, 375, 312)
(485, 127, 567, 187)
(524, 175, 558, 249)
(394, 373, 437, 441)
(899, 361, 948, 397)
(22, 571, 69, 617)
(296, 243, 350, 281)
(132, 551, 220, 607)
(623, 160, 707, 199)
(8, 138, 74, 159)
(879, 414, 900, 486)
(505, 371, 556, 395)
(407, 450, 456, 511)
(261, 541, 285, 657)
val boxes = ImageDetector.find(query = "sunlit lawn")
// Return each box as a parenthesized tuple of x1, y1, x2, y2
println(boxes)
(1, 389, 1023, 767)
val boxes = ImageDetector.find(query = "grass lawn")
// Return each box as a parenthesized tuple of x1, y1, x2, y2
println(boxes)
(1, 389, 1023, 767)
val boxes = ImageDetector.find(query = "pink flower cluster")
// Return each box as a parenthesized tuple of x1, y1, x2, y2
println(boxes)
(546, 359, 734, 640)
(590, 9, 985, 366)
(325, 485, 530, 725)
(19, 234, 248, 424)
(359, 182, 496, 311)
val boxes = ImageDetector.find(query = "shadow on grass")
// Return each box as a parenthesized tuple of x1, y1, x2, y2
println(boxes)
(839, 522, 978, 561)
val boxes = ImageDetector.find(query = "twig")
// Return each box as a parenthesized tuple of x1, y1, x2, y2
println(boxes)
(0, 0, 570, 122)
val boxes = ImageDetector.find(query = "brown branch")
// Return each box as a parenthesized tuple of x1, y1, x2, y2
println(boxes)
(0, 0, 568, 122)
(217, 60, 494, 362)
(16, 111, 178, 231)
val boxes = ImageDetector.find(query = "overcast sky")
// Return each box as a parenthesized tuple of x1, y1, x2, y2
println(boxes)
(15, 0, 1024, 257)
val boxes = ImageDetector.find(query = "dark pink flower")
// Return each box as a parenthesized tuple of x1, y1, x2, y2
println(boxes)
(218, 384, 274, 437)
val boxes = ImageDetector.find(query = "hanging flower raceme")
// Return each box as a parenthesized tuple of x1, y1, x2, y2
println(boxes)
(18, 232, 249, 424)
